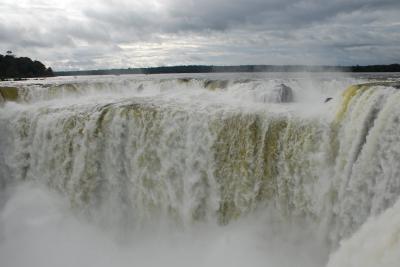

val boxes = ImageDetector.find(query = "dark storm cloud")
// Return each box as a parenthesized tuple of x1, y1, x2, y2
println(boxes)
(0, 0, 399, 70)
(84, 0, 400, 32)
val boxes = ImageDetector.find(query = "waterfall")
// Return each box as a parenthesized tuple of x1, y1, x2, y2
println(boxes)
(0, 74, 399, 266)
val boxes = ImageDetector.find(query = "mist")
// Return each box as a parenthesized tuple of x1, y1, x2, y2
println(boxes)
(0, 182, 327, 267)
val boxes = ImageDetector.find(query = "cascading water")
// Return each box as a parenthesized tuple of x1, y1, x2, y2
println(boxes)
(0, 73, 399, 267)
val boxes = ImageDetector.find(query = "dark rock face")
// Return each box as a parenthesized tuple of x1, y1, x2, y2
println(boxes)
(273, 84, 293, 103)
(390, 82, 400, 89)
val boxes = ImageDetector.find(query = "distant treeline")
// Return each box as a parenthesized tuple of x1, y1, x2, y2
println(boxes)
(0, 53, 54, 79)
(55, 64, 400, 76)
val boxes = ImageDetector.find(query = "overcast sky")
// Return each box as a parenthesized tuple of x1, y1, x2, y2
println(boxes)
(1, 0, 399, 70)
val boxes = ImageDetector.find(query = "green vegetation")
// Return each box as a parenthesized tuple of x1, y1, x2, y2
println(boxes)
(55, 64, 400, 76)
(0, 52, 53, 79)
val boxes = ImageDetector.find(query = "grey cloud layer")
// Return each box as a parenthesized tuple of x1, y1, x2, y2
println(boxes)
(0, 0, 399, 70)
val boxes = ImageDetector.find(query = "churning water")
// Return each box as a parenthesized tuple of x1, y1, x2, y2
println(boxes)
(0, 73, 399, 267)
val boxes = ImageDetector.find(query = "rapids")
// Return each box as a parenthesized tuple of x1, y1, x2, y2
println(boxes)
(0, 73, 399, 267)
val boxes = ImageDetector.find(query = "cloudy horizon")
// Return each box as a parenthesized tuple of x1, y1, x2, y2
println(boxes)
(1, 0, 399, 71)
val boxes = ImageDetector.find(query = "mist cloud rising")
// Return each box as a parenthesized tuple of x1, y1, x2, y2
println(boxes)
(1, 0, 399, 70)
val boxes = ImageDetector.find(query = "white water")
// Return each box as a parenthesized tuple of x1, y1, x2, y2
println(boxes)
(0, 73, 399, 266)
(327, 196, 400, 267)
